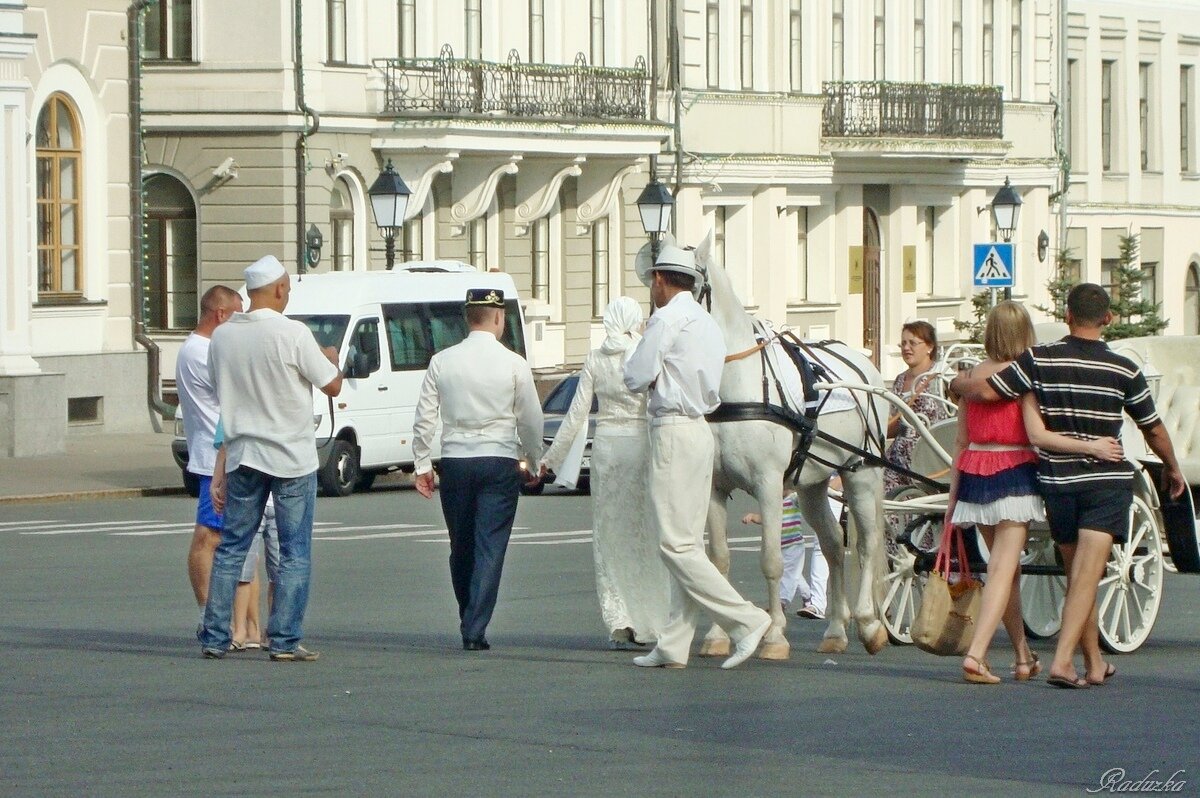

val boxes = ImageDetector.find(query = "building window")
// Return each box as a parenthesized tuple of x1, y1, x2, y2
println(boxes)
(952, 0, 963, 83)
(1182, 66, 1193, 172)
(465, 0, 482, 60)
(532, 217, 550, 301)
(831, 0, 844, 82)
(529, 0, 544, 63)
(398, 0, 416, 58)
(1101, 60, 1115, 172)
(591, 218, 609, 317)
(328, 0, 347, 64)
(1067, 57, 1079, 167)
(1187, 263, 1200, 335)
(706, 0, 720, 88)
(144, 173, 197, 329)
(712, 206, 727, 274)
(981, 0, 994, 86)
(872, 0, 885, 81)
(1010, 0, 1022, 98)
(330, 178, 354, 272)
(1100, 258, 1121, 301)
(789, 0, 803, 91)
(1140, 261, 1158, 306)
(1140, 62, 1152, 171)
(795, 208, 808, 301)
(469, 215, 488, 271)
(913, 0, 925, 83)
(922, 206, 936, 296)
(590, 0, 605, 65)
(36, 94, 83, 298)
(142, 0, 192, 61)
(740, 0, 753, 89)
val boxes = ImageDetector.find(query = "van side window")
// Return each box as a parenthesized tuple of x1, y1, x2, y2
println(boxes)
(382, 300, 527, 371)
(346, 318, 381, 376)
(384, 305, 432, 370)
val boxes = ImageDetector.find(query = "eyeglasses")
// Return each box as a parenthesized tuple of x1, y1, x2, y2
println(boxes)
(899, 339, 928, 350)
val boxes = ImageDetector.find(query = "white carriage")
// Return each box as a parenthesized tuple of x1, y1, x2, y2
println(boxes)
(823, 334, 1200, 655)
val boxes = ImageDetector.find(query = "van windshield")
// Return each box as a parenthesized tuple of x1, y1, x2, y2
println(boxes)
(382, 300, 525, 371)
(289, 314, 351, 350)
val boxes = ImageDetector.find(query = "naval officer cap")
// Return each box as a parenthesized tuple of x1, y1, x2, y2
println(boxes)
(465, 288, 505, 308)
(244, 255, 287, 290)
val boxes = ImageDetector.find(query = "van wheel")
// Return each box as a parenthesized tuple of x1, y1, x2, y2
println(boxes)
(355, 472, 377, 492)
(319, 440, 359, 497)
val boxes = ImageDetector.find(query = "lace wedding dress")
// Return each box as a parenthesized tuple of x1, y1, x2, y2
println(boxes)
(543, 348, 668, 645)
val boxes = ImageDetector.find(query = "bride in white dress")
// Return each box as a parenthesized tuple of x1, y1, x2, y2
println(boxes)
(541, 297, 669, 648)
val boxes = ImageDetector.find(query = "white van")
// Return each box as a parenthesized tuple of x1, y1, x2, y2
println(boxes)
(171, 262, 527, 497)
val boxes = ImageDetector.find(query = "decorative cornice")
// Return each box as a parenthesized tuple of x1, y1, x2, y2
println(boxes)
(451, 156, 521, 223)
(515, 158, 584, 224)
(822, 137, 1012, 157)
(405, 158, 455, 221)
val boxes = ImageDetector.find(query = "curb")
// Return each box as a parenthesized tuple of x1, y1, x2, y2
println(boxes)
(0, 486, 186, 506)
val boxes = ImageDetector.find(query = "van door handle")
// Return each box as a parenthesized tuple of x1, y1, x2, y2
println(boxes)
(377, 386, 389, 392)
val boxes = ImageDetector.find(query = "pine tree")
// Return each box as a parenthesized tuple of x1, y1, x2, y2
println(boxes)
(1103, 232, 1168, 340)
(1034, 246, 1078, 323)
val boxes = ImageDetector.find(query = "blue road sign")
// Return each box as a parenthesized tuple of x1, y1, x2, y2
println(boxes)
(973, 242, 1015, 288)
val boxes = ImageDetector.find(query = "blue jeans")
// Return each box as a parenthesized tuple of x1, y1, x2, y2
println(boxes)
(199, 467, 317, 654)
(438, 457, 521, 644)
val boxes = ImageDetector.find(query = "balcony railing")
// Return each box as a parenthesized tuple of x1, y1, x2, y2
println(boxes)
(822, 81, 1003, 139)
(375, 45, 650, 123)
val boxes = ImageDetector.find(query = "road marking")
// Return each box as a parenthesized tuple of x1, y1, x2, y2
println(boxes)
(22, 520, 175, 535)
(316, 528, 445, 541)
(0, 519, 63, 528)
(510, 538, 592, 545)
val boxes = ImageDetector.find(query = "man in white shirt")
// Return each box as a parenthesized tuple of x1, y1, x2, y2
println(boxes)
(412, 288, 544, 651)
(177, 285, 242, 623)
(622, 245, 771, 669)
(199, 255, 342, 662)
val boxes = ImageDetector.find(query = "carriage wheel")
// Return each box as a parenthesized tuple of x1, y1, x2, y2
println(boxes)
(1019, 530, 1066, 639)
(881, 512, 940, 645)
(1098, 495, 1164, 654)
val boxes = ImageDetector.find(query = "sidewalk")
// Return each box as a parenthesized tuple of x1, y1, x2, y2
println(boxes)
(0, 430, 183, 504)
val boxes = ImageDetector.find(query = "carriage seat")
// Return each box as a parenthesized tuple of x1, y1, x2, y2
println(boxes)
(1110, 336, 1200, 485)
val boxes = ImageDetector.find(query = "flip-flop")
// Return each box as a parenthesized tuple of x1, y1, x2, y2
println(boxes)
(1047, 674, 1090, 689)
(241, 641, 263, 650)
(228, 640, 248, 652)
(1086, 664, 1116, 686)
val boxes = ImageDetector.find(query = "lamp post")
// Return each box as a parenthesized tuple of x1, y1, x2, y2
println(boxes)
(368, 160, 412, 270)
(635, 178, 674, 261)
(990, 177, 1022, 300)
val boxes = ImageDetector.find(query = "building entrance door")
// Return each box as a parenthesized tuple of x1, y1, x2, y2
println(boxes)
(862, 207, 882, 365)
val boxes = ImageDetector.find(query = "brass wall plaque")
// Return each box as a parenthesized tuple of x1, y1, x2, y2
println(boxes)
(902, 245, 917, 293)
(848, 245, 864, 295)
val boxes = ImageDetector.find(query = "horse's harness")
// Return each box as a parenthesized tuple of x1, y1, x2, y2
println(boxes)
(705, 326, 944, 492)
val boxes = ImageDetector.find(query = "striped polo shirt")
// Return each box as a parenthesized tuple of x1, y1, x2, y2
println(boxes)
(781, 492, 807, 547)
(987, 336, 1160, 493)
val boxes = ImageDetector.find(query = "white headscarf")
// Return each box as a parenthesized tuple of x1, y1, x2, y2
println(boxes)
(599, 296, 644, 355)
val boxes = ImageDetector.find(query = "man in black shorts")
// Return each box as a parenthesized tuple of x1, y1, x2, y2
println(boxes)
(952, 284, 1184, 688)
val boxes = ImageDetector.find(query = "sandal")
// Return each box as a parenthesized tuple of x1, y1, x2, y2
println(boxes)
(1085, 663, 1116, 686)
(962, 654, 1001, 684)
(1012, 653, 1042, 682)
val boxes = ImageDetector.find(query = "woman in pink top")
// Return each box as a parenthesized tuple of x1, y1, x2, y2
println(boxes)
(948, 302, 1123, 684)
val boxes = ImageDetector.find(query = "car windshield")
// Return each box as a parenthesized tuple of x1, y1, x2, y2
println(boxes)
(289, 314, 350, 349)
(543, 374, 598, 414)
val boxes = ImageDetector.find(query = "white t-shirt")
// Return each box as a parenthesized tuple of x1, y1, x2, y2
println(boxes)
(175, 332, 219, 477)
(209, 308, 340, 478)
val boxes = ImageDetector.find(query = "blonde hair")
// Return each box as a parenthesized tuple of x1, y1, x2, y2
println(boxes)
(984, 300, 1036, 362)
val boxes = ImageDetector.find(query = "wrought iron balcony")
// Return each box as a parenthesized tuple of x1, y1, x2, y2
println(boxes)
(374, 45, 650, 123)
(822, 81, 1003, 139)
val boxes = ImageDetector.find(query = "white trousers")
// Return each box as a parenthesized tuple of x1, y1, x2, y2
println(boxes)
(780, 537, 828, 614)
(649, 418, 770, 664)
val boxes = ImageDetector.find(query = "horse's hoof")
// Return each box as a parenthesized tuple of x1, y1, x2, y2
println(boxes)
(698, 638, 730, 658)
(864, 626, 888, 656)
(757, 640, 790, 661)
(817, 638, 847, 654)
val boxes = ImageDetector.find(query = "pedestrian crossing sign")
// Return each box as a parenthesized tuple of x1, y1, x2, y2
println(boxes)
(973, 242, 1015, 288)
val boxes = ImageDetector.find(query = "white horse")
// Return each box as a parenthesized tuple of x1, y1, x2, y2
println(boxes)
(686, 234, 892, 658)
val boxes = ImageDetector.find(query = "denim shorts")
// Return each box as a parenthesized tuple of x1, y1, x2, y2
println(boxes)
(195, 475, 223, 531)
(1044, 486, 1133, 545)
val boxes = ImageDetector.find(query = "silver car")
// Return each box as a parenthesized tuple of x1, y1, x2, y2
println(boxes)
(522, 372, 596, 495)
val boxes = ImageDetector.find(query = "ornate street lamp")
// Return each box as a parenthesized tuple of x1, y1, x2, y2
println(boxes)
(990, 177, 1022, 243)
(635, 178, 674, 259)
(368, 160, 412, 270)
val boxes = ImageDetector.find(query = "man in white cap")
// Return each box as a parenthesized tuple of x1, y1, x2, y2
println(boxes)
(412, 288, 544, 651)
(622, 244, 771, 669)
(198, 255, 343, 661)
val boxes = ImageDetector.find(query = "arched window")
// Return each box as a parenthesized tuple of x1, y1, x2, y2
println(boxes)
(36, 94, 84, 297)
(330, 178, 354, 271)
(144, 173, 198, 329)
(1186, 263, 1200, 336)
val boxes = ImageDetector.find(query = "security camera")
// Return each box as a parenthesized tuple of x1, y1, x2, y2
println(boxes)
(212, 157, 238, 179)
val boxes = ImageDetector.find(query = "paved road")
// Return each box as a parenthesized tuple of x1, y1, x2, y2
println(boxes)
(1, 486, 1197, 797)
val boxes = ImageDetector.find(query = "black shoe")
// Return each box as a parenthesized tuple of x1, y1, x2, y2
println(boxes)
(201, 648, 226, 659)
(463, 639, 491, 651)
